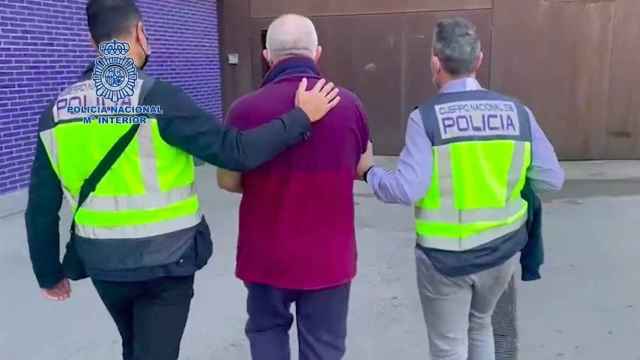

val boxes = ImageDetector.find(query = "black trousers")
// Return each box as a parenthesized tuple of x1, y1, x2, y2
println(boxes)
(92, 275, 195, 360)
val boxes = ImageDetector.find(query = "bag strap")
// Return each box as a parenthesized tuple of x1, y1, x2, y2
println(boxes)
(75, 124, 140, 212)
(72, 78, 156, 221)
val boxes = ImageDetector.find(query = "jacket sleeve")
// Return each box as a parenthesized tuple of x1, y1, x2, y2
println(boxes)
(520, 182, 544, 282)
(25, 107, 64, 289)
(145, 80, 311, 172)
(367, 109, 432, 206)
(526, 107, 565, 192)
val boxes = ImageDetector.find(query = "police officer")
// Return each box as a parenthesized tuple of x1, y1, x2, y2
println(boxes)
(24, 1, 340, 359)
(359, 18, 564, 360)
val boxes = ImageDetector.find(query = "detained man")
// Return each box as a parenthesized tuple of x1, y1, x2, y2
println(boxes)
(218, 14, 372, 360)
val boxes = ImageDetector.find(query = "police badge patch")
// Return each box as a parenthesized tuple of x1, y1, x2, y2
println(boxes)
(93, 40, 138, 102)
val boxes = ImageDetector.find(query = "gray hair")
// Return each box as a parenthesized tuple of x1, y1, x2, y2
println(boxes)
(432, 17, 481, 76)
(266, 14, 318, 61)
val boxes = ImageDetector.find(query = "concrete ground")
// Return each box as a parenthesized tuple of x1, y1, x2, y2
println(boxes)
(1, 159, 639, 360)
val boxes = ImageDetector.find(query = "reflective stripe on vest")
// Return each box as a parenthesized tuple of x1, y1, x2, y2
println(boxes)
(75, 213, 202, 239)
(82, 185, 196, 211)
(415, 140, 531, 251)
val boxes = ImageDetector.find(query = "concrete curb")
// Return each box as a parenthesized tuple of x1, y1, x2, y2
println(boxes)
(561, 160, 640, 180)
(0, 189, 27, 219)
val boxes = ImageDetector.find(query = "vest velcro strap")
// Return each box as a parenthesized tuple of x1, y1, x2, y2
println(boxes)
(417, 214, 527, 251)
(76, 195, 199, 227)
(75, 213, 202, 239)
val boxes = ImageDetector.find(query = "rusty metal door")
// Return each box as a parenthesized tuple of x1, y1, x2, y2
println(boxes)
(222, 0, 640, 159)
(492, 0, 640, 159)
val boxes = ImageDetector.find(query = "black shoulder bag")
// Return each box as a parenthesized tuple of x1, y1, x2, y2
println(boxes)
(62, 78, 155, 281)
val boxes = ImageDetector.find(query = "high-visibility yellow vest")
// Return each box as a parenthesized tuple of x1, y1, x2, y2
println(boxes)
(39, 78, 200, 240)
(415, 90, 532, 251)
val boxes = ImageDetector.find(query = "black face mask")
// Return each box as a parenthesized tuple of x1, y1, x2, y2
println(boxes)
(139, 27, 151, 70)
(140, 50, 150, 70)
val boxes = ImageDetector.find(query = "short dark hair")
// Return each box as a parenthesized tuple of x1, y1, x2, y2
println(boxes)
(432, 18, 481, 76)
(86, 0, 142, 44)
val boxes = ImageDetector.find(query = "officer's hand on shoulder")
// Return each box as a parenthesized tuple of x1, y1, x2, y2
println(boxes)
(295, 78, 341, 123)
(41, 278, 71, 302)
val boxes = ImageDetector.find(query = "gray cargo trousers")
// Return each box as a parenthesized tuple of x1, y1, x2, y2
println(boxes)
(416, 249, 519, 360)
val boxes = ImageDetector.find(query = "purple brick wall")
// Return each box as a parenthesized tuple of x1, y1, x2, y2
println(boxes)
(0, 0, 221, 196)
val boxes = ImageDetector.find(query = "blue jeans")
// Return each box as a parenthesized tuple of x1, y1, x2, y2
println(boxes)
(244, 282, 351, 360)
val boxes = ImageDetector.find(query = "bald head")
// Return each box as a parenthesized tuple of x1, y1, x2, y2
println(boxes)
(265, 14, 320, 64)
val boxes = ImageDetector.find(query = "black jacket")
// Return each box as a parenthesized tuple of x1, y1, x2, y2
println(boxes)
(520, 182, 544, 281)
(26, 70, 312, 289)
